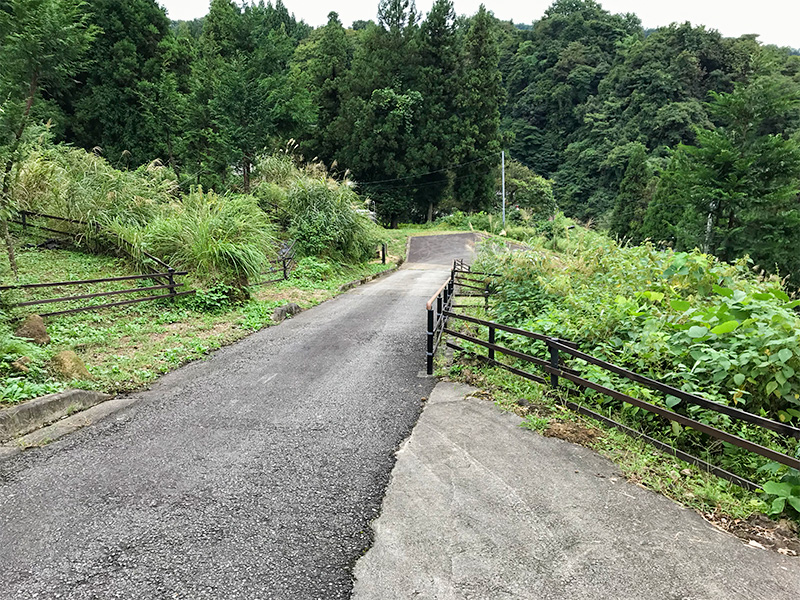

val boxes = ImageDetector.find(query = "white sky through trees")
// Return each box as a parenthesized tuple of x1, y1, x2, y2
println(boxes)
(158, 0, 799, 49)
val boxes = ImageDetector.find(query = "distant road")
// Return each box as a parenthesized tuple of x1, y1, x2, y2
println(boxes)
(405, 232, 477, 266)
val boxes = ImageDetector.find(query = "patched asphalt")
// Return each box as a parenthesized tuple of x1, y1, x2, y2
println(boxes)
(0, 235, 469, 599)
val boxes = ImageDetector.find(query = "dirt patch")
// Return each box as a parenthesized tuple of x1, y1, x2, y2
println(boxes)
(543, 421, 603, 447)
(196, 321, 236, 340)
(254, 288, 328, 305)
(703, 511, 800, 557)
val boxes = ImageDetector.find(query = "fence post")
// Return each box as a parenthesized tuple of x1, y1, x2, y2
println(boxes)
(483, 287, 489, 310)
(449, 266, 455, 298)
(488, 326, 495, 361)
(168, 267, 177, 301)
(548, 341, 559, 388)
(426, 306, 435, 375)
(381, 243, 386, 264)
(21, 212, 27, 231)
(282, 256, 288, 280)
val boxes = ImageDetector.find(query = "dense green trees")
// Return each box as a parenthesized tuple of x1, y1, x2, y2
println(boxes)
(0, 0, 95, 273)
(62, 0, 173, 167)
(643, 77, 800, 283)
(3, 0, 800, 283)
(500, 1, 800, 284)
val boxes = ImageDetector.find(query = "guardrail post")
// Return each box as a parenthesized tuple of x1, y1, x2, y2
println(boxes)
(548, 341, 559, 389)
(168, 267, 176, 301)
(449, 267, 455, 298)
(426, 306, 435, 375)
(381, 243, 386, 264)
(488, 326, 495, 361)
(443, 286, 450, 328)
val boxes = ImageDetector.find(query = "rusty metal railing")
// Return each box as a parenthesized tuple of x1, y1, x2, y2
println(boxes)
(427, 259, 800, 490)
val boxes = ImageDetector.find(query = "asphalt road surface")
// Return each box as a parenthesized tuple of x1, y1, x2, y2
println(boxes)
(0, 235, 470, 599)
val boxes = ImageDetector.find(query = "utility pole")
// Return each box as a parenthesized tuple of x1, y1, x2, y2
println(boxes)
(501, 150, 506, 227)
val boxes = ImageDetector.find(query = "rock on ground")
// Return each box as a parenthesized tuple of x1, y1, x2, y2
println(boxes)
(14, 315, 50, 345)
(50, 350, 92, 380)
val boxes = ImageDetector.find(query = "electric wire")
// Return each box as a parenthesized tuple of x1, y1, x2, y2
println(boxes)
(353, 152, 499, 186)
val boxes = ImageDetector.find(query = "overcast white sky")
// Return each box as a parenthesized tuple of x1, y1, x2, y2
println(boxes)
(158, 1, 800, 49)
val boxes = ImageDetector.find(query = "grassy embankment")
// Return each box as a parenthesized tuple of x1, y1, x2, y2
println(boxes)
(0, 227, 428, 404)
(0, 142, 447, 406)
(436, 214, 800, 528)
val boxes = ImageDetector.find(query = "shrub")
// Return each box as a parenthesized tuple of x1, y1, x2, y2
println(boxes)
(12, 144, 176, 228)
(143, 189, 276, 286)
(287, 179, 381, 263)
(292, 256, 334, 283)
(473, 231, 800, 489)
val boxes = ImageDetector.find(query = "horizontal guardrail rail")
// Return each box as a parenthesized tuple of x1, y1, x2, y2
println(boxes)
(6, 211, 194, 316)
(426, 259, 800, 491)
(253, 240, 297, 286)
(1, 271, 192, 317)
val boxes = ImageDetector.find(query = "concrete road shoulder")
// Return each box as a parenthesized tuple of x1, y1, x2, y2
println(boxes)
(351, 381, 800, 600)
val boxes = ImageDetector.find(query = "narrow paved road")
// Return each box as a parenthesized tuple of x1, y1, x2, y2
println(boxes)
(0, 234, 472, 599)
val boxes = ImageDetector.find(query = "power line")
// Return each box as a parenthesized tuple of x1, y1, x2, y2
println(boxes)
(354, 153, 498, 186)
(358, 163, 498, 191)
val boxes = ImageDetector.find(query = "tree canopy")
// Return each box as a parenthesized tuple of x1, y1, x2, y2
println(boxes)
(2, 0, 800, 282)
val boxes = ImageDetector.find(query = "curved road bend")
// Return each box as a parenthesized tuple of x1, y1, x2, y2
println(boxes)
(0, 234, 474, 599)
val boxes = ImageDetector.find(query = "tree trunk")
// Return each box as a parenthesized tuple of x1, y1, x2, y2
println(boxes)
(243, 156, 250, 194)
(703, 198, 719, 255)
(390, 214, 399, 229)
(0, 72, 38, 278)
(427, 200, 434, 223)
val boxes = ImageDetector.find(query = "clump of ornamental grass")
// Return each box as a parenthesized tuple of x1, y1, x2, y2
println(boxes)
(286, 178, 380, 263)
(142, 188, 276, 286)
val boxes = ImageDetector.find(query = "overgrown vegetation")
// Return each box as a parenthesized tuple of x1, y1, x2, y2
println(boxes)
(464, 223, 800, 522)
(0, 236, 403, 405)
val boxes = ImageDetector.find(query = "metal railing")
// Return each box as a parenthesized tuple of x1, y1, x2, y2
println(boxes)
(5, 210, 194, 316)
(426, 261, 498, 374)
(0, 271, 191, 317)
(14, 211, 174, 281)
(426, 260, 800, 490)
(253, 240, 297, 286)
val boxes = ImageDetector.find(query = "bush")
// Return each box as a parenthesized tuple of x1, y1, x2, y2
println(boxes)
(473, 230, 800, 489)
(143, 189, 276, 286)
(287, 179, 381, 263)
(13, 144, 176, 228)
(292, 256, 334, 282)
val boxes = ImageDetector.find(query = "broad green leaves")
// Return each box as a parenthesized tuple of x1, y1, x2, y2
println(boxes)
(710, 320, 739, 335)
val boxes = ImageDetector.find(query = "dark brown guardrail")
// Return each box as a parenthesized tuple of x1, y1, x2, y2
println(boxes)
(15, 210, 172, 278)
(0, 272, 192, 317)
(252, 240, 297, 286)
(5, 210, 193, 316)
(427, 261, 800, 490)
(426, 261, 501, 374)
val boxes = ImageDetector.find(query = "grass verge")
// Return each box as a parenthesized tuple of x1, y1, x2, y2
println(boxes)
(0, 235, 410, 404)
